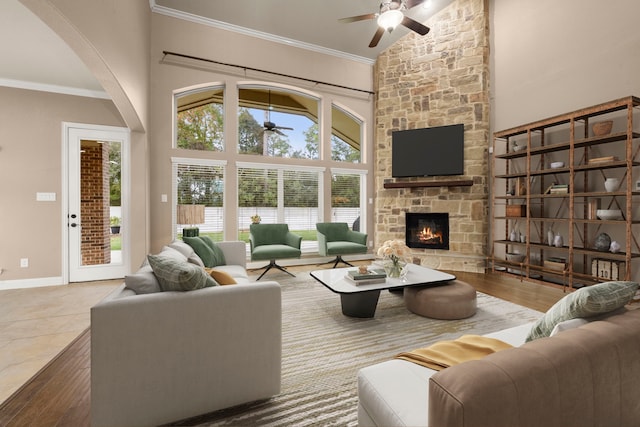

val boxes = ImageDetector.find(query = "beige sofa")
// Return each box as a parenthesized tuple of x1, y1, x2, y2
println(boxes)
(358, 307, 640, 427)
(91, 241, 282, 427)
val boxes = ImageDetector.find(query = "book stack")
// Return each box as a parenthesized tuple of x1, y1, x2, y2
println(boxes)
(588, 156, 618, 165)
(345, 268, 387, 285)
(543, 257, 567, 271)
(545, 183, 569, 194)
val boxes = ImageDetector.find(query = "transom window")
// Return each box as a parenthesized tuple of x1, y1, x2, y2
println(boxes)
(175, 86, 224, 151)
(238, 86, 319, 159)
(331, 104, 362, 163)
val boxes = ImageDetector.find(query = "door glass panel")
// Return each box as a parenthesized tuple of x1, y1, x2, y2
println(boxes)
(79, 139, 122, 266)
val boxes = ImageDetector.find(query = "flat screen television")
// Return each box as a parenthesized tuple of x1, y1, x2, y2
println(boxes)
(391, 124, 464, 178)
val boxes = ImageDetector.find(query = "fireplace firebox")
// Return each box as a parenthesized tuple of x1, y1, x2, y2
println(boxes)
(406, 212, 449, 250)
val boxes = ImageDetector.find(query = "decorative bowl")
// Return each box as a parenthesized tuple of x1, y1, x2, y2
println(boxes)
(596, 209, 623, 220)
(506, 253, 526, 263)
(592, 120, 613, 136)
(550, 161, 564, 169)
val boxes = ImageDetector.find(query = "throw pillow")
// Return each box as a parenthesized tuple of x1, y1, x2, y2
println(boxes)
(168, 240, 205, 267)
(205, 268, 237, 285)
(187, 254, 205, 267)
(147, 253, 218, 291)
(124, 265, 162, 294)
(526, 280, 639, 342)
(160, 245, 188, 262)
(183, 237, 216, 267)
(200, 236, 226, 266)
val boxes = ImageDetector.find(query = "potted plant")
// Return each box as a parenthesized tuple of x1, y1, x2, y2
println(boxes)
(110, 216, 121, 234)
(251, 214, 261, 224)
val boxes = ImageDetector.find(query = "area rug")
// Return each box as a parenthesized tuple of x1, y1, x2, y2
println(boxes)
(171, 272, 542, 427)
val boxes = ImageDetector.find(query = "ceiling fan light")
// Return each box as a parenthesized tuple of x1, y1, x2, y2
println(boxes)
(377, 10, 403, 32)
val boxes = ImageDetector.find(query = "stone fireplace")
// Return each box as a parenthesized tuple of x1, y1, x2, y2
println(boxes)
(406, 213, 449, 250)
(373, 0, 489, 273)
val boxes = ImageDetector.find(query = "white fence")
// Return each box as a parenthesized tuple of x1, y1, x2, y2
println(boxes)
(177, 207, 361, 234)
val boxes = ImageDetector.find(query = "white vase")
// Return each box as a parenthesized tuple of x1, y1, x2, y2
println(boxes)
(553, 233, 563, 248)
(610, 241, 621, 253)
(604, 178, 619, 193)
(547, 229, 554, 247)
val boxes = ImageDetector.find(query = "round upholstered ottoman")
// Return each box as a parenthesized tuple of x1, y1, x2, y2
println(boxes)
(404, 280, 477, 319)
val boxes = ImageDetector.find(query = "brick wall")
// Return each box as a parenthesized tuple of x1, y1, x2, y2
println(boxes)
(374, 0, 489, 272)
(80, 142, 111, 265)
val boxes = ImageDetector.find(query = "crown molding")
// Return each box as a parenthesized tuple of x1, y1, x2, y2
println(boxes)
(150, 3, 375, 66)
(0, 78, 110, 99)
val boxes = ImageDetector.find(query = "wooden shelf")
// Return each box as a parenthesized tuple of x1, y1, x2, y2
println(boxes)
(491, 95, 640, 288)
(383, 179, 473, 189)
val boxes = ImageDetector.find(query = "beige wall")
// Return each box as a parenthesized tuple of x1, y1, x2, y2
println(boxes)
(490, 0, 640, 131)
(0, 0, 151, 286)
(148, 13, 375, 252)
(21, 0, 151, 132)
(490, 0, 640, 282)
(0, 87, 125, 281)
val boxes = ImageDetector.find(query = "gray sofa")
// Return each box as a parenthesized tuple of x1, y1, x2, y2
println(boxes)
(358, 281, 640, 427)
(91, 241, 282, 427)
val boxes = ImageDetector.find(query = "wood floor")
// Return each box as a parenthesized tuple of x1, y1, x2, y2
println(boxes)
(0, 265, 566, 427)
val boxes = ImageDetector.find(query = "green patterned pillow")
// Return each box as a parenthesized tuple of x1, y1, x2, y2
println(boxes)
(526, 280, 638, 342)
(147, 253, 218, 291)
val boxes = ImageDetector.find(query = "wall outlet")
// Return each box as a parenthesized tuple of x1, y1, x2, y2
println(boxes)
(20, 258, 29, 268)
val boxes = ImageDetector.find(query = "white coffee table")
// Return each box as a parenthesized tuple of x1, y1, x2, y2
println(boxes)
(310, 264, 456, 318)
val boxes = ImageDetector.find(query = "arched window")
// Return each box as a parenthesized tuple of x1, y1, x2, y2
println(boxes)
(331, 103, 362, 163)
(237, 85, 319, 159)
(175, 86, 225, 151)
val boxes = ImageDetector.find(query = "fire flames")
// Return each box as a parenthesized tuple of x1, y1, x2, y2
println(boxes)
(418, 226, 443, 244)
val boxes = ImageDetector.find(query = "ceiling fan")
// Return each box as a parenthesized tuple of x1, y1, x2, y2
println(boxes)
(339, 0, 430, 48)
(263, 120, 293, 136)
(262, 90, 293, 136)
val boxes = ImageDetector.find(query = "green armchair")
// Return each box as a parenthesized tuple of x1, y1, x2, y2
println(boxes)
(250, 223, 303, 280)
(316, 222, 368, 268)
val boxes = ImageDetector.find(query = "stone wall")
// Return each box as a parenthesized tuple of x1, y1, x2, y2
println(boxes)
(373, 0, 490, 272)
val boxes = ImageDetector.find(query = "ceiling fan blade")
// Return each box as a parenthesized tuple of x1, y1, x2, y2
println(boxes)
(273, 129, 285, 136)
(368, 27, 386, 48)
(339, 13, 376, 23)
(406, 0, 427, 9)
(276, 126, 294, 131)
(401, 16, 430, 35)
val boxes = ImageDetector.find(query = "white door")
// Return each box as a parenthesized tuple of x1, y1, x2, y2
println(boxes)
(65, 124, 130, 282)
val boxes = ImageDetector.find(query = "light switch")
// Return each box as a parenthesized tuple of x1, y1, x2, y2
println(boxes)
(161, 194, 168, 203)
(36, 192, 56, 201)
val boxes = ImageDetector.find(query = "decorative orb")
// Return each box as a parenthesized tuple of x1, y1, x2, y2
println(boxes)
(594, 233, 612, 252)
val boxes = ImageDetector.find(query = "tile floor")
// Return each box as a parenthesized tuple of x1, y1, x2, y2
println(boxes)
(0, 279, 121, 403)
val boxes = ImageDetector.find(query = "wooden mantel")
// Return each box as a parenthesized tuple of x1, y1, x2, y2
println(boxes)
(383, 179, 474, 189)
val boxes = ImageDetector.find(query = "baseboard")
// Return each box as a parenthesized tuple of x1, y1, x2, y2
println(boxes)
(0, 276, 65, 290)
